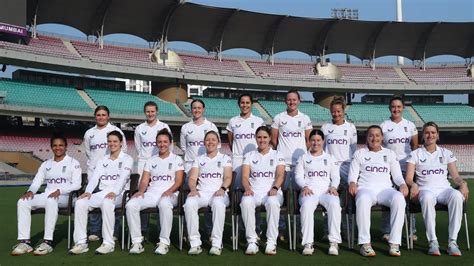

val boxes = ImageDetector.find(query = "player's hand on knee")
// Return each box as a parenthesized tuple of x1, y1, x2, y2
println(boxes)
(349, 182, 358, 197)
(20, 191, 34, 200)
(48, 189, 60, 199)
(79, 192, 91, 200)
(409, 184, 419, 201)
(302, 186, 314, 196)
(131, 191, 144, 198)
(399, 184, 409, 197)
(244, 189, 254, 196)
(327, 186, 338, 196)
(214, 188, 225, 197)
(459, 182, 469, 202)
(188, 190, 200, 197)
(162, 190, 174, 197)
(105, 192, 116, 200)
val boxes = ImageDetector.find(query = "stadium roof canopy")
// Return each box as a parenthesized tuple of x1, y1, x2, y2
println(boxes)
(26, 0, 474, 60)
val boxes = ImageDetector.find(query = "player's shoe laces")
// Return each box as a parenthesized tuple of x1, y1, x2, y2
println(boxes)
(95, 243, 115, 255)
(209, 246, 222, 256)
(389, 243, 401, 257)
(154, 242, 169, 255)
(129, 243, 144, 255)
(33, 242, 53, 256)
(245, 242, 259, 255)
(188, 246, 202, 255)
(11, 242, 33, 256)
(360, 244, 376, 257)
(447, 240, 462, 256)
(328, 242, 339, 256)
(265, 243, 277, 255)
(302, 243, 314, 256)
(69, 243, 89, 255)
(428, 240, 441, 256)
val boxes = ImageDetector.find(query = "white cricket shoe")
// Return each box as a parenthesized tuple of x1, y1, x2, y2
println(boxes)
(245, 242, 259, 255)
(328, 242, 339, 256)
(95, 243, 115, 255)
(33, 242, 53, 256)
(154, 243, 169, 255)
(11, 242, 33, 256)
(302, 243, 314, 256)
(129, 243, 144, 255)
(188, 246, 202, 255)
(69, 243, 89, 255)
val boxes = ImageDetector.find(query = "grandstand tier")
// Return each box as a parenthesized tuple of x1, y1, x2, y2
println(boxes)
(191, 96, 267, 120)
(412, 104, 474, 124)
(0, 79, 91, 112)
(346, 103, 416, 124)
(258, 100, 330, 123)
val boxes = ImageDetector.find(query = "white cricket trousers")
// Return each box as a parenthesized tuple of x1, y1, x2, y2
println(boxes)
(184, 191, 229, 248)
(240, 192, 283, 246)
(232, 157, 244, 190)
(300, 193, 341, 245)
(74, 190, 123, 246)
(126, 189, 178, 245)
(17, 193, 69, 240)
(419, 187, 464, 242)
(356, 188, 406, 245)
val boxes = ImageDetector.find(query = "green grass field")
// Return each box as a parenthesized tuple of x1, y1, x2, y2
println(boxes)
(0, 182, 473, 266)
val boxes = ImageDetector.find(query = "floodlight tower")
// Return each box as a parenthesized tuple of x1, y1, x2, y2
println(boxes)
(331, 8, 359, 64)
(396, 0, 404, 65)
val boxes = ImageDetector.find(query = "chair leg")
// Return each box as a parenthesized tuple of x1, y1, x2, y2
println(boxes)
(179, 215, 183, 251)
(236, 215, 239, 250)
(345, 213, 350, 249)
(121, 216, 125, 250)
(404, 214, 409, 250)
(464, 213, 470, 250)
(68, 215, 71, 249)
(232, 214, 235, 251)
(287, 213, 292, 251)
(293, 214, 297, 251)
(409, 214, 414, 250)
(351, 213, 355, 249)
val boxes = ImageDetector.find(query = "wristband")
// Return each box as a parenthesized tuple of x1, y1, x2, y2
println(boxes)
(221, 186, 229, 192)
(272, 186, 279, 191)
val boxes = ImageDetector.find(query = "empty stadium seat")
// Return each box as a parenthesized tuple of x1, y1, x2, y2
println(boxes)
(413, 104, 474, 124)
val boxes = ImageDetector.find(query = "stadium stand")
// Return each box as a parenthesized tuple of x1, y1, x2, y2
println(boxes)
(402, 66, 472, 84)
(258, 100, 287, 117)
(246, 60, 335, 82)
(346, 103, 416, 124)
(191, 96, 267, 120)
(179, 53, 251, 78)
(0, 35, 80, 60)
(0, 79, 91, 112)
(84, 88, 184, 117)
(412, 104, 474, 124)
(337, 64, 406, 84)
(259, 100, 330, 123)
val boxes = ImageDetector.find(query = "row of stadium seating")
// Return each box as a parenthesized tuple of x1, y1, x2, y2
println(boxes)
(1, 135, 472, 174)
(2, 35, 472, 84)
(1, 78, 473, 124)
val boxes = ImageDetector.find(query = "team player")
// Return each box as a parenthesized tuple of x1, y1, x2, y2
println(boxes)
(83, 105, 127, 241)
(406, 122, 469, 256)
(184, 131, 232, 256)
(321, 96, 357, 239)
(226, 93, 265, 189)
(11, 134, 82, 256)
(134, 101, 171, 237)
(126, 129, 184, 255)
(295, 129, 341, 256)
(380, 96, 418, 241)
(241, 126, 286, 255)
(180, 99, 218, 175)
(271, 89, 312, 238)
(348, 125, 408, 257)
(69, 131, 133, 255)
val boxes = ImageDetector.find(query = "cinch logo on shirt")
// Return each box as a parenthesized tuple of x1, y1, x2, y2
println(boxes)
(90, 143, 107, 150)
(250, 171, 274, 178)
(282, 131, 302, 138)
(142, 141, 156, 147)
(235, 133, 255, 139)
(100, 174, 119, 180)
(47, 177, 67, 184)
(308, 170, 328, 177)
(151, 175, 172, 181)
(327, 139, 348, 145)
(200, 172, 222, 179)
(387, 137, 409, 144)
(365, 166, 388, 173)
(188, 140, 204, 146)
(421, 168, 445, 175)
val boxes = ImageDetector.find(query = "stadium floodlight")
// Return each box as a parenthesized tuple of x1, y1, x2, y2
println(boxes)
(331, 8, 359, 64)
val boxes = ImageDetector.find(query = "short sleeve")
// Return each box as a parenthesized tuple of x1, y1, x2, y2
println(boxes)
(276, 152, 286, 166)
(445, 149, 457, 164)
(409, 121, 418, 137)
(304, 115, 313, 130)
(223, 155, 232, 167)
(271, 114, 280, 129)
(143, 158, 153, 173)
(175, 156, 185, 171)
(243, 153, 251, 166)
(406, 150, 417, 165)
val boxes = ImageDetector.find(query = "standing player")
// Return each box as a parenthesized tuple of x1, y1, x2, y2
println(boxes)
(180, 99, 219, 175)
(406, 122, 469, 256)
(11, 134, 82, 256)
(134, 101, 171, 238)
(348, 125, 408, 257)
(126, 129, 184, 255)
(184, 131, 232, 256)
(380, 96, 418, 241)
(227, 93, 265, 188)
(321, 96, 357, 239)
(240, 126, 286, 255)
(69, 131, 133, 255)
(271, 89, 312, 239)
(295, 129, 341, 256)
(83, 105, 127, 241)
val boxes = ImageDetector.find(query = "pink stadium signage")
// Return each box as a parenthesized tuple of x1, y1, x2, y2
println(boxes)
(0, 22, 27, 37)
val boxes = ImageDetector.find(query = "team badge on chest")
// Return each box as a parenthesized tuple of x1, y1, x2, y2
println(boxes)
(251, 122, 254, 129)
(344, 130, 347, 136)
(217, 161, 221, 168)
(62, 166, 67, 173)
(324, 159, 327, 166)
(119, 162, 122, 169)
(168, 163, 173, 170)
(383, 155, 387, 163)
(270, 159, 274, 166)
(439, 157, 443, 164)
(298, 121, 301, 127)
(404, 127, 408, 132)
